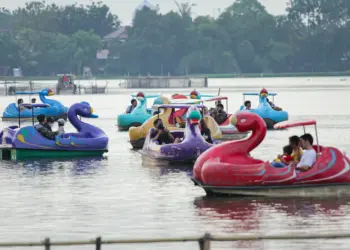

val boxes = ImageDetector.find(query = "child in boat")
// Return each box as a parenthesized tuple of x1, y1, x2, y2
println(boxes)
(45, 117, 55, 131)
(57, 119, 65, 135)
(271, 145, 293, 168)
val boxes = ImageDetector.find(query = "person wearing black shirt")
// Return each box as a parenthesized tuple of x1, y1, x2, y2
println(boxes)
(200, 119, 213, 143)
(150, 118, 180, 144)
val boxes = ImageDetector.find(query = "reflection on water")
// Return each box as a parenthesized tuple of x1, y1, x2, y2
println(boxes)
(1, 79, 350, 249)
(194, 196, 350, 249)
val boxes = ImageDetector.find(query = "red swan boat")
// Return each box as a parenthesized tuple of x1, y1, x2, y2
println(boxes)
(192, 112, 350, 197)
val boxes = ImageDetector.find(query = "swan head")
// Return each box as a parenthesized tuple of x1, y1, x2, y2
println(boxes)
(190, 90, 200, 99)
(75, 101, 98, 118)
(187, 106, 202, 125)
(41, 88, 55, 96)
(230, 112, 266, 132)
(136, 92, 145, 101)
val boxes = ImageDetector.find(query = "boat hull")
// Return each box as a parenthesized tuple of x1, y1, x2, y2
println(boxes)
(0, 146, 107, 161)
(191, 178, 350, 198)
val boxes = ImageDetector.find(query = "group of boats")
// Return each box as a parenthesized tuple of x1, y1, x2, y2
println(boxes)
(118, 89, 350, 198)
(1, 88, 349, 198)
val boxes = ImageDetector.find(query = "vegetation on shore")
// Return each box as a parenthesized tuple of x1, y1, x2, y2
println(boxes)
(0, 0, 350, 77)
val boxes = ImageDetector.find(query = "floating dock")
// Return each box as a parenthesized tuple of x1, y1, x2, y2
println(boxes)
(120, 76, 208, 88)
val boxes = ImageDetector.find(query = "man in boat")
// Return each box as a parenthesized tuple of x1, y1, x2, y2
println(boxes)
(150, 119, 180, 144)
(125, 99, 137, 114)
(266, 98, 282, 111)
(296, 133, 317, 172)
(35, 114, 59, 140)
(31, 98, 36, 104)
(211, 103, 227, 124)
(244, 100, 251, 110)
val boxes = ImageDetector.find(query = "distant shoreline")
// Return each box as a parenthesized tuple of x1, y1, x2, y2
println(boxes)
(1, 71, 350, 81)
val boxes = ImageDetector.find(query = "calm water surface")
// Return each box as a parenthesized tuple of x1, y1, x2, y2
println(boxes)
(1, 77, 350, 249)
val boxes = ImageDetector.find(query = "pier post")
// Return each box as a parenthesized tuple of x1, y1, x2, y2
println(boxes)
(198, 233, 211, 250)
(96, 236, 102, 250)
(44, 238, 50, 250)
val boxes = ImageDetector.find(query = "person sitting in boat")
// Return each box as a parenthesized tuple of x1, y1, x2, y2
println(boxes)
(31, 98, 36, 104)
(211, 103, 227, 124)
(44, 117, 55, 131)
(35, 114, 59, 140)
(271, 145, 293, 168)
(244, 100, 251, 110)
(125, 99, 137, 114)
(17, 98, 26, 111)
(150, 119, 180, 144)
(289, 135, 303, 162)
(296, 133, 317, 172)
(266, 98, 282, 111)
(200, 119, 213, 144)
(57, 118, 65, 135)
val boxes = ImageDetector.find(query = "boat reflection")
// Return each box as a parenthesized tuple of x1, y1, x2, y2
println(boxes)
(17, 156, 107, 175)
(194, 196, 350, 249)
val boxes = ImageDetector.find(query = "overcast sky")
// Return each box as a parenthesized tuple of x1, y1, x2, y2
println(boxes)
(1, 0, 289, 25)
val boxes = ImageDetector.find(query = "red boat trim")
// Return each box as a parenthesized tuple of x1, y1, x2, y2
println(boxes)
(274, 120, 316, 129)
(191, 177, 350, 189)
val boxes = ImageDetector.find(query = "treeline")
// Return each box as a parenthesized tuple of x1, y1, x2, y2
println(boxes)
(1, 0, 350, 76)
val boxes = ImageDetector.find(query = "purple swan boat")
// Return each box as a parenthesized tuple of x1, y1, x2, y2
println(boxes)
(0, 102, 108, 160)
(141, 105, 216, 163)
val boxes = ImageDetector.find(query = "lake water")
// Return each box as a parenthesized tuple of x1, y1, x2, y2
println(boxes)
(1, 77, 350, 250)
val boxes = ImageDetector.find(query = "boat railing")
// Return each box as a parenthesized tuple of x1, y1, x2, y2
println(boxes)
(1, 232, 350, 249)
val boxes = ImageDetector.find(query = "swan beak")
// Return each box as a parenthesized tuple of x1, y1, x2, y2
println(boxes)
(189, 118, 199, 125)
(230, 115, 238, 126)
(89, 107, 98, 118)
(48, 90, 54, 96)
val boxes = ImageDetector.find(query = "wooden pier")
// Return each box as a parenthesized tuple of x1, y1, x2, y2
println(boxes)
(120, 76, 208, 88)
(0, 232, 349, 249)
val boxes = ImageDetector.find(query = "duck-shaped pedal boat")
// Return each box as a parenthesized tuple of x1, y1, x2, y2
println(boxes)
(0, 102, 108, 160)
(141, 106, 217, 163)
(128, 96, 222, 149)
(2, 88, 68, 121)
(171, 95, 248, 141)
(239, 89, 288, 129)
(192, 112, 350, 198)
(117, 92, 160, 131)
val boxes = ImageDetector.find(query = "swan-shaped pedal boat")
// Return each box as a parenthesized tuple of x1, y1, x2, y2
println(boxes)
(192, 112, 350, 198)
(0, 102, 108, 160)
(141, 105, 217, 163)
(238, 88, 288, 129)
(117, 92, 160, 131)
(128, 96, 222, 149)
(2, 88, 68, 121)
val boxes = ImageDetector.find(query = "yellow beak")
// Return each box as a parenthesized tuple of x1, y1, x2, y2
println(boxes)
(48, 91, 54, 96)
(90, 107, 94, 114)
(230, 114, 237, 126)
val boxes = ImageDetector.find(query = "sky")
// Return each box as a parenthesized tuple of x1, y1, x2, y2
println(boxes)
(1, 0, 289, 25)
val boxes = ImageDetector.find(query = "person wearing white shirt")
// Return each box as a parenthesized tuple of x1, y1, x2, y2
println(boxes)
(296, 133, 317, 171)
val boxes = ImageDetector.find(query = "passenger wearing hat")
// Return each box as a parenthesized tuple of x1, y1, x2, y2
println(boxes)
(34, 114, 59, 140)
